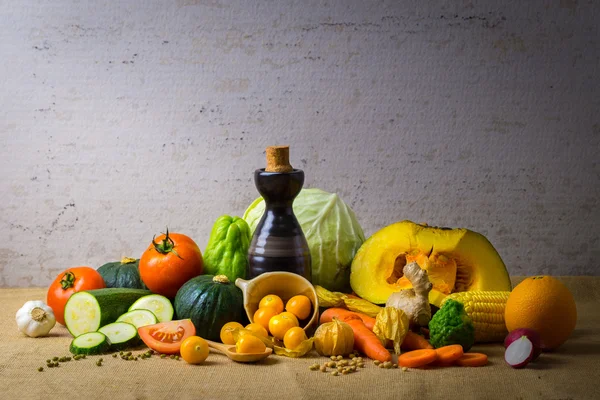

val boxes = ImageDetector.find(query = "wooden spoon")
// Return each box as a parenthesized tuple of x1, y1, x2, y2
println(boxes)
(205, 340, 272, 363)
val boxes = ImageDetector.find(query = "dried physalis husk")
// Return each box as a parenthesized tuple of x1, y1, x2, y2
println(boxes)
(343, 298, 383, 318)
(315, 285, 346, 308)
(315, 285, 382, 317)
(274, 337, 314, 358)
(373, 307, 409, 355)
(313, 318, 354, 356)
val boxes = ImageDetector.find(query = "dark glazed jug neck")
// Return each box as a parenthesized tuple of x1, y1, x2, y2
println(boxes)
(254, 168, 304, 206)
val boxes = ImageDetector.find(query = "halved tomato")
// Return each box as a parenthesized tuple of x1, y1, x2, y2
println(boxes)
(138, 319, 196, 354)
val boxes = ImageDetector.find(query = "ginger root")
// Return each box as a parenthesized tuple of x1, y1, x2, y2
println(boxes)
(385, 262, 433, 327)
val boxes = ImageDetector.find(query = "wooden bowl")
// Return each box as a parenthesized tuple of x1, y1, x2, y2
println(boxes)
(235, 272, 319, 331)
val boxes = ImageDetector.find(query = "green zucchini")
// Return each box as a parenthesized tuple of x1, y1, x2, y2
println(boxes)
(64, 288, 152, 337)
(69, 332, 111, 355)
(98, 322, 140, 350)
(116, 309, 158, 329)
(128, 294, 174, 323)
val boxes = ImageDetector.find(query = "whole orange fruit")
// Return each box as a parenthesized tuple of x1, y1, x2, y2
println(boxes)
(505, 276, 577, 350)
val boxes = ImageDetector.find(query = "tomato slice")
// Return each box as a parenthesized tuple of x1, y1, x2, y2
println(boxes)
(138, 319, 196, 354)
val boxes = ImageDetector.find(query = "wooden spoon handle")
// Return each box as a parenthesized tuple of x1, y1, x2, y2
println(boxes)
(205, 340, 229, 354)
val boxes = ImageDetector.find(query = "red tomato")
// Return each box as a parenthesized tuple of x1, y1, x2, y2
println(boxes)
(138, 319, 196, 354)
(139, 229, 203, 298)
(47, 266, 106, 325)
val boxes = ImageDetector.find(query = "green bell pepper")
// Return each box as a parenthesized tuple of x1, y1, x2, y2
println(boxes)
(203, 215, 251, 282)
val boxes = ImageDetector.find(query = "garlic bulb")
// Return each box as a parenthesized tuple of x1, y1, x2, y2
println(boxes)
(16, 300, 56, 337)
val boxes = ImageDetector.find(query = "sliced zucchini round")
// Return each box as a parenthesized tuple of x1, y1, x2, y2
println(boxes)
(128, 294, 174, 323)
(98, 322, 140, 350)
(117, 309, 158, 329)
(70, 332, 111, 355)
(64, 291, 102, 337)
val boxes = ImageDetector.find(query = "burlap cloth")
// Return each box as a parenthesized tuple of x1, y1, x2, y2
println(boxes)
(1, 277, 597, 400)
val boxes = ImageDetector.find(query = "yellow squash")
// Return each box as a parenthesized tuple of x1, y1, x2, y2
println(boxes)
(350, 221, 511, 307)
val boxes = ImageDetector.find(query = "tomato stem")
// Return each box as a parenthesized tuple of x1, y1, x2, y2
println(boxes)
(60, 271, 76, 290)
(152, 228, 183, 259)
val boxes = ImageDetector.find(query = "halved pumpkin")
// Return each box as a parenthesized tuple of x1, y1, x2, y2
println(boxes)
(349, 220, 511, 307)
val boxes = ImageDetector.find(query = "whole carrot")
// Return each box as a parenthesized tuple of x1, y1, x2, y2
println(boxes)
(401, 331, 433, 351)
(320, 308, 376, 331)
(342, 315, 392, 362)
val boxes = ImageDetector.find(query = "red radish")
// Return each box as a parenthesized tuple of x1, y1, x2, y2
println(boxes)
(504, 328, 542, 361)
(505, 335, 535, 368)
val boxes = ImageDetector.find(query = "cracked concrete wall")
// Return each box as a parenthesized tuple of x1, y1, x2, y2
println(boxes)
(1, 0, 598, 287)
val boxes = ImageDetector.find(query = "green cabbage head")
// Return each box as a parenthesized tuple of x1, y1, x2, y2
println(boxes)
(243, 188, 365, 292)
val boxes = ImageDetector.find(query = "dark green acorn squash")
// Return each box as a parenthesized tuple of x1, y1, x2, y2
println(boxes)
(174, 274, 244, 341)
(97, 258, 147, 290)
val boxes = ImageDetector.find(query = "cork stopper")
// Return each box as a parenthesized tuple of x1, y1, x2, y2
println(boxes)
(265, 145, 293, 173)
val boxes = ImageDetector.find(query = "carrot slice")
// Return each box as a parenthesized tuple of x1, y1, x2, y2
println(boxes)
(398, 349, 438, 368)
(434, 345, 464, 365)
(455, 352, 488, 367)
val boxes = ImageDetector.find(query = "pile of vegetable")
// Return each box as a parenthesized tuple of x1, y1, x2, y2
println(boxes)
(16, 193, 577, 373)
